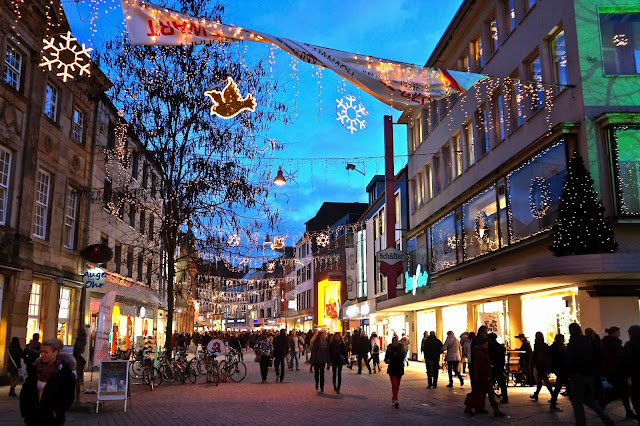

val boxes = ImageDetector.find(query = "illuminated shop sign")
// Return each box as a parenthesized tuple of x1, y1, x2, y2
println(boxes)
(304, 315, 313, 321)
(404, 264, 428, 295)
(345, 303, 371, 318)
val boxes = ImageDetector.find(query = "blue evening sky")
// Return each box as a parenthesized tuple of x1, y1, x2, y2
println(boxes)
(63, 0, 464, 251)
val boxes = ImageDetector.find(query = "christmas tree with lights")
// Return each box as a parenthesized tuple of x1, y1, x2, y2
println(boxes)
(550, 152, 618, 256)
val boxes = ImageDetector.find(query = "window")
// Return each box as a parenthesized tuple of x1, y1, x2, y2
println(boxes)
(44, 84, 58, 121)
(463, 185, 499, 260)
(433, 154, 442, 194)
(599, 13, 640, 75)
(114, 243, 122, 274)
(474, 37, 484, 69)
(63, 188, 78, 249)
(494, 92, 505, 141)
(476, 106, 490, 158)
(142, 162, 149, 188)
(131, 152, 139, 179)
(72, 109, 84, 143)
(127, 247, 134, 278)
(129, 203, 136, 227)
(430, 103, 439, 129)
(489, 17, 499, 55)
(463, 121, 475, 168)
(0, 147, 11, 225)
(107, 122, 115, 149)
(140, 210, 146, 235)
(452, 134, 463, 178)
(26, 283, 41, 339)
(137, 253, 144, 282)
(442, 144, 452, 187)
(529, 56, 544, 110)
(511, 74, 524, 128)
(103, 177, 112, 209)
(425, 164, 432, 201)
(411, 179, 418, 210)
(151, 174, 157, 197)
(612, 125, 640, 215)
(148, 215, 154, 240)
(414, 113, 423, 149)
(462, 53, 471, 73)
(33, 170, 51, 239)
(57, 288, 71, 344)
(3, 43, 22, 90)
(505, 0, 516, 34)
(551, 30, 569, 87)
(147, 259, 153, 287)
(432, 213, 457, 272)
(417, 171, 424, 206)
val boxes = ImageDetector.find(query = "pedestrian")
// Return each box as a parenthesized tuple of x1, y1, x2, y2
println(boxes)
(304, 330, 313, 363)
(273, 329, 288, 382)
(441, 330, 464, 387)
(20, 338, 76, 425)
(465, 332, 475, 383)
(7, 337, 24, 397)
(487, 332, 508, 404)
(72, 328, 87, 401)
(255, 331, 274, 383)
(370, 333, 381, 373)
(464, 335, 505, 417)
(515, 333, 533, 386)
(288, 330, 301, 371)
(329, 332, 348, 394)
(423, 331, 443, 389)
(344, 331, 352, 362)
(566, 322, 613, 426)
(385, 335, 405, 409)
(549, 333, 568, 412)
(460, 332, 469, 376)
(400, 333, 410, 366)
(24, 333, 41, 371)
(310, 331, 330, 393)
(530, 331, 554, 401)
(600, 326, 636, 419)
(621, 325, 640, 421)
(356, 330, 372, 374)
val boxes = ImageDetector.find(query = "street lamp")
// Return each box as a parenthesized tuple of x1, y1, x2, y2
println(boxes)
(273, 167, 287, 185)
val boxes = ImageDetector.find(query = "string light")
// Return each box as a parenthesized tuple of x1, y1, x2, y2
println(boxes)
(39, 31, 92, 82)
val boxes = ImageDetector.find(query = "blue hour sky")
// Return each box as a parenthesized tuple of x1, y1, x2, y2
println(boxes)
(63, 0, 464, 251)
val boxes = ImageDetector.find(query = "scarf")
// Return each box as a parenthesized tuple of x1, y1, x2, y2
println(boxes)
(36, 357, 61, 382)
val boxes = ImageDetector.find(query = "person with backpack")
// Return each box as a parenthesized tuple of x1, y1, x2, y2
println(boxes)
(370, 333, 381, 373)
(24, 333, 41, 371)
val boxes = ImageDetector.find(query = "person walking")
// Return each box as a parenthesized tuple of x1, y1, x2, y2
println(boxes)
(24, 333, 41, 371)
(310, 331, 330, 393)
(7, 337, 24, 397)
(621, 325, 640, 421)
(531, 331, 554, 401)
(385, 335, 405, 409)
(370, 333, 381, 373)
(356, 331, 372, 374)
(273, 329, 288, 382)
(400, 333, 410, 366)
(329, 332, 348, 394)
(488, 332, 508, 404)
(465, 332, 475, 383)
(255, 331, 274, 383)
(464, 336, 505, 418)
(601, 326, 637, 419)
(566, 323, 613, 426)
(515, 333, 533, 386)
(460, 332, 469, 376)
(423, 331, 443, 389)
(288, 330, 301, 371)
(20, 338, 76, 425)
(549, 333, 568, 412)
(441, 330, 464, 387)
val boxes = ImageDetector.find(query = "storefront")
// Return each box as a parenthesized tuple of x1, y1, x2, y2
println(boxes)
(342, 300, 374, 335)
(292, 314, 313, 332)
(521, 287, 579, 344)
(226, 318, 249, 331)
(473, 300, 509, 344)
(416, 309, 436, 361)
(441, 304, 468, 340)
(317, 278, 342, 333)
(55, 282, 82, 346)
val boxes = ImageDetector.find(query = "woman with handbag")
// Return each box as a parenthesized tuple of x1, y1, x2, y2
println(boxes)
(254, 331, 274, 383)
(329, 332, 348, 394)
(464, 336, 505, 417)
(385, 335, 405, 409)
(7, 337, 25, 397)
(310, 331, 330, 393)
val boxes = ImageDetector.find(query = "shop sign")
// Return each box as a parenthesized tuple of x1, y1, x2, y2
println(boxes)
(325, 298, 338, 317)
(328, 272, 343, 281)
(137, 307, 146, 318)
(404, 264, 428, 295)
(227, 319, 235, 324)
(253, 319, 259, 323)
(304, 315, 313, 321)
(376, 247, 405, 264)
(345, 302, 371, 318)
(237, 319, 246, 323)
(360, 303, 370, 315)
(83, 267, 107, 289)
(267, 320, 275, 324)
(288, 299, 296, 309)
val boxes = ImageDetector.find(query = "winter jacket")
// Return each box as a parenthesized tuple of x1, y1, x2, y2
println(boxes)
(566, 334, 596, 376)
(471, 344, 493, 393)
(20, 353, 76, 425)
(254, 337, 274, 357)
(533, 340, 552, 372)
(600, 335, 623, 377)
(310, 339, 330, 364)
(385, 343, 405, 376)
(550, 340, 567, 376)
(441, 335, 462, 361)
(621, 338, 640, 381)
(329, 339, 348, 365)
(488, 340, 506, 372)
(422, 335, 443, 361)
(273, 334, 289, 357)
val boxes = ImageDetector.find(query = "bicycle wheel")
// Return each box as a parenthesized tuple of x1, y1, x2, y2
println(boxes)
(175, 364, 186, 384)
(130, 360, 144, 378)
(229, 362, 247, 383)
(151, 366, 163, 387)
(218, 361, 228, 378)
(160, 364, 175, 381)
(188, 364, 197, 384)
(198, 357, 208, 375)
(211, 364, 220, 386)
(190, 358, 200, 376)
(143, 368, 151, 385)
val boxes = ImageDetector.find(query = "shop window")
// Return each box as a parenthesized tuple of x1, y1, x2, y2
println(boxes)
(44, 83, 58, 121)
(505, 0, 516, 35)
(431, 212, 458, 272)
(3, 43, 23, 91)
(529, 55, 544, 111)
(33, 169, 51, 239)
(0, 146, 11, 225)
(463, 185, 499, 260)
(27, 283, 41, 339)
(72, 109, 84, 143)
(63, 187, 78, 249)
(507, 141, 566, 243)
(57, 288, 71, 344)
(475, 300, 508, 343)
(611, 125, 640, 215)
(442, 304, 468, 339)
(599, 12, 640, 76)
(452, 134, 462, 178)
(521, 287, 578, 344)
(497, 179, 510, 248)
(551, 30, 569, 90)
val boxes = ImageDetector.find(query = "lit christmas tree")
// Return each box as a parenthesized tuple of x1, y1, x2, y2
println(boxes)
(550, 152, 618, 256)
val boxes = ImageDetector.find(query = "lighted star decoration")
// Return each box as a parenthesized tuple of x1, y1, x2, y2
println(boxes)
(227, 234, 241, 247)
(204, 76, 256, 119)
(316, 232, 330, 248)
(39, 31, 92, 82)
(336, 94, 368, 134)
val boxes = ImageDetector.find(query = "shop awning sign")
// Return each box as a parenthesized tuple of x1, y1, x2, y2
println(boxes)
(405, 264, 429, 295)
(83, 267, 107, 289)
(377, 248, 405, 278)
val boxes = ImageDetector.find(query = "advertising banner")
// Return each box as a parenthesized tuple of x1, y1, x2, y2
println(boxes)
(93, 291, 117, 367)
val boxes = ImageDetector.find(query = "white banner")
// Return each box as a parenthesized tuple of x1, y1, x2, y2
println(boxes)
(93, 291, 117, 367)
(479, 312, 503, 338)
(120, 0, 485, 110)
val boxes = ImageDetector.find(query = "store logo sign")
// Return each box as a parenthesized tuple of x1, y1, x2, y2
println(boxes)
(345, 305, 359, 318)
(404, 264, 428, 295)
(83, 267, 107, 288)
(325, 298, 338, 317)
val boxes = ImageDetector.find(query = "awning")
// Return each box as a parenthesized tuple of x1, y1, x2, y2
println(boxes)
(91, 281, 161, 308)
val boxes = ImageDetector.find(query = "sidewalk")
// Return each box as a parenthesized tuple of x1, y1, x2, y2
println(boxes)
(0, 356, 635, 425)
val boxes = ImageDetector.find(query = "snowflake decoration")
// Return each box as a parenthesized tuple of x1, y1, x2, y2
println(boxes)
(40, 31, 92, 83)
(529, 176, 552, 219)
(227, 234, 241, 247)
(316, 232, 330, 248)
(336, 94, 367, 134)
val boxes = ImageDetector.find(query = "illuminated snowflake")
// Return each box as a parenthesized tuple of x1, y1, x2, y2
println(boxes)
(40, 31, 92, 83)
(316, 232, 330, 248)
(336, 94, 367, 134)
(227, 234, 241, 247)
(613, 34, 628, 47)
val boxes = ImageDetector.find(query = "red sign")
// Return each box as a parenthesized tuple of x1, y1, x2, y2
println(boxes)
(325, 298, 338, 317)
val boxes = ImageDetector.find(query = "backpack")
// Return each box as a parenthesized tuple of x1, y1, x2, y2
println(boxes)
(373, 343, 380, 354)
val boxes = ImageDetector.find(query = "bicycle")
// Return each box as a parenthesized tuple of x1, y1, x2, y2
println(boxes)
(156, 350, 176, 382)
(129, 349, 146, 378)
(206, 351, 220, 386)
(141, 352, 162, 390)
(219, 348, 247, 383)
(173, 347, 196, 384)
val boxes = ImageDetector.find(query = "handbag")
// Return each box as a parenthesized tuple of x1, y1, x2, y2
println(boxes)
(254, 354, 262, 362)
(9, 354, 27, 381)
(464, 392, 485, 410)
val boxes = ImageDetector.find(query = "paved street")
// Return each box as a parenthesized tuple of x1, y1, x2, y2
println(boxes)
(0, 352, 635, 425)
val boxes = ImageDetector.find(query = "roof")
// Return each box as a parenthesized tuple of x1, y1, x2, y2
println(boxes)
(305, 202, 368, 232)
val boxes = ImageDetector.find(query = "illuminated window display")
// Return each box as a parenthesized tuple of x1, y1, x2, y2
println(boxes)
(431, 213, 457, 272)
(416, 310, 437, 361)
(521, 287, 578, 344)
(441, 304, 468, 340)
(612, 125, 640, 215)
(317, 279, 341, 332)
(474, 300, 508, 344)
(463, 185, 499, 260)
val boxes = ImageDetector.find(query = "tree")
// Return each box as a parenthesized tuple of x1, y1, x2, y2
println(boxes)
(550, 152, 617, 256)
(99, 0, 288, 347)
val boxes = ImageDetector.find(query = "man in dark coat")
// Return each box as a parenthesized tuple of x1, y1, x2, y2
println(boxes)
(622, 325, 640, 419)
(273, 329, 289, 382)
(515, 333, 533, 386)
(488, 332, 508, 403)
(422, 331, 442, 388)
(356, 330, 371, 374)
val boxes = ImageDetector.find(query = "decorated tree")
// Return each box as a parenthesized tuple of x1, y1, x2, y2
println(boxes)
(550, 152, 617, 256)
(99, 0, 289, 347)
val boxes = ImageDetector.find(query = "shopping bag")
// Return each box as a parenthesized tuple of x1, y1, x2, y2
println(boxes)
(254, 354, 262, 362)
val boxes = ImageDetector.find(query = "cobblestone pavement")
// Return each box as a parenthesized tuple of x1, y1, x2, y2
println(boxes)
(0, 352, 635, 425)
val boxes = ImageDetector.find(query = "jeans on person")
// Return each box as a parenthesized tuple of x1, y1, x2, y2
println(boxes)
(426, 358, 440, 387)
(493, 367, 508, 400)
(288, 351, 299, 370)
(550, 373, 568, 405)
(259, 356, 271, 382)
(371, 353, 380, 369)
(313, 363, 325, 390)
(274, 355, 285, 380)
(390, 375, 402, 402)
(404, 351, 409, 366)
(357, 354, 371, 373)
(534, 366, 554, 396)
(448, 360, 463, 384)
(569, 374, 612, 426)
(332, 363, 343, 390)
